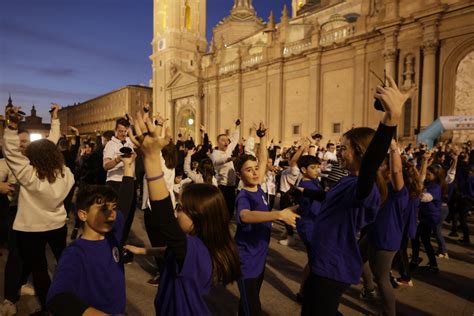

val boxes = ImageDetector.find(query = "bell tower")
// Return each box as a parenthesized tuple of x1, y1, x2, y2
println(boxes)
(151, 0, 207, 115)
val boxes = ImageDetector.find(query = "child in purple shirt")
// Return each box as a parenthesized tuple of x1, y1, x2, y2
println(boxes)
(360, 140, 409, 316)
(234, 123, 300, 316)
(295, 155, 322, 301)
(125, 112, 241, 316)
(301, 76, 415, 315)
(47, 155, 135, 315)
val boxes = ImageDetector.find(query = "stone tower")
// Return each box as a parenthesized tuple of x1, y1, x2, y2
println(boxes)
(151, 0, 207, 115)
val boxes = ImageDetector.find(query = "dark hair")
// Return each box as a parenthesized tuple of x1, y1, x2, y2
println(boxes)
(161, 142, 178, 169)
(197, 158, 215, 185)
(343, 127, 388, 205)
(57, 137, 70, 152)
(327, 142, 335, 148)
(175, 170, 184, 178)
(180, 184, 241, 285)
(76, 185, 118, 211)
(17, 128, 29, 135)
(427, 164, 448, 199)
(234, 154, 257, 174)
(115, 117, 130, 129)
(102, 130, 115, 141)
(403, 164, 423, 199)
(297, 155, 321, 170)
(25, 139, 65, 183)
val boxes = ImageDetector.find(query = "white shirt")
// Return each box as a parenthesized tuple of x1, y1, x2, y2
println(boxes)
(183, 155, 218, 186)
(323, 150, 337, 162)
(142, 151, 176, 209)
(279, 165, 300, 193)
(103, 136, 135, 182)
(211, 127, 240, 186)
(3, 120, 75, 232)
(244, 136, 256, 156)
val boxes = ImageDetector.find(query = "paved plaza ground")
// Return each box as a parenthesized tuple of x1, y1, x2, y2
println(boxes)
(1, 209, 473, 316)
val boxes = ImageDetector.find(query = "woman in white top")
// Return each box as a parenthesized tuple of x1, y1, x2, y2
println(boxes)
(3, 105, 74, 313)
(184, 148, 217, 186)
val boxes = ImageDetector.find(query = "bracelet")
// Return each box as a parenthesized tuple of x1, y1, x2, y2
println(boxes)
(146, 173, 165, 182)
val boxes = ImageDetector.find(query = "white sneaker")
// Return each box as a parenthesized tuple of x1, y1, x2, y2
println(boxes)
(437, 253, 449, 260)
(20, 283, 36, 296)
(279, 236, 295, 246)
(0, 299, 17, 316)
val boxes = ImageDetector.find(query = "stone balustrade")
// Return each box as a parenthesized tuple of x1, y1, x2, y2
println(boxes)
(319, 24, 355, 46)
(283, 39, 312, 57)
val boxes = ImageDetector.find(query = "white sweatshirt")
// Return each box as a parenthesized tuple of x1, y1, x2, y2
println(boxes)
(3, 120, 75, 232)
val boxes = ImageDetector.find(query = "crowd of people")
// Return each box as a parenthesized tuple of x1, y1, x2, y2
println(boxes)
(0, 77, 472, 316)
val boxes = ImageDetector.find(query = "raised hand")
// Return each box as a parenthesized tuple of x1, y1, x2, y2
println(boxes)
(375, 75, 416, 126)
(50, 103, 60, 119)
(128, 111, 171, 159)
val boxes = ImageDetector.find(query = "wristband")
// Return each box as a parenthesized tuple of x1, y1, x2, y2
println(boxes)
(146, 173, 165, 182)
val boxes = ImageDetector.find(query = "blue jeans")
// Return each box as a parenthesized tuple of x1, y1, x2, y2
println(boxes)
(435, 204, 449, 254)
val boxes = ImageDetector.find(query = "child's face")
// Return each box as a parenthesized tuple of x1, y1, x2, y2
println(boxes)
(79, 201, 117, 236)
(302, 164, 320, 180)
(175, 175, 183, 184)
(339, 136, 357, 172)
(191, 161, 199, 170)
(239, 160, 260, 186)
(176, 203, 193, 234)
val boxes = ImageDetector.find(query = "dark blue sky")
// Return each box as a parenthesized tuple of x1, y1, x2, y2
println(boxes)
(0, 0, 291, 121)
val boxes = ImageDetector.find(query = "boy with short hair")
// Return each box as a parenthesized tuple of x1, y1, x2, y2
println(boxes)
(46, 156, 135, 316)
(295, 154, 323, 301)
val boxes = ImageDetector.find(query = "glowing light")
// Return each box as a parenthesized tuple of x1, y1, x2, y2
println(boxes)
(30, 133, 43, 142)
(188, 118, 194, 125)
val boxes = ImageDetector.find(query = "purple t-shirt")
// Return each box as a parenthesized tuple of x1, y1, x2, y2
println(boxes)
(297, 179, 322, 245)
(235, 185, 271, 279)
(47, 211, 125, 314)
(403, 197, 420, 239)
(419, 182, 442, 226)
(367, 185, 409, 251)
(155, 235, 212, 316)
(310, 175, 380, 284)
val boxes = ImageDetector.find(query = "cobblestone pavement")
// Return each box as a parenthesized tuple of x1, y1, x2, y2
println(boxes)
(2, 210, 473, 316)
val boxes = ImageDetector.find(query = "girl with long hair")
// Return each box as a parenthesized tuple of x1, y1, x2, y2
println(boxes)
(410, 153, 448, 272)
(359, 140, 409, 316)
(301, 76, 415, 315)
(395, 160, 423, 286)
(125, 112, 241, 315)
(3, 104, 74, 315)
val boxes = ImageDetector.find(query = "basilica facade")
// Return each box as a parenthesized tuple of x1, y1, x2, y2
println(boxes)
(151, 0, 473, 145)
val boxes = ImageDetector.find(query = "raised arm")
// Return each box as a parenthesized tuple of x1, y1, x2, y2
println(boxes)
(290, 138, 310, 168)
(184, 150, 200, 183)
(356, 76, 415, 200)
(419, 151, 431, 185)
(225, 119, 241, 156)
(446, 147, 460, 184)
(389, 140, 404, 192)
(257, 122, 268, 183)
(129, 112, 187, 268)
(47, 104, 61, 144)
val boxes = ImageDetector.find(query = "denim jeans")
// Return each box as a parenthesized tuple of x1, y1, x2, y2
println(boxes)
(434, 204, 449, 254)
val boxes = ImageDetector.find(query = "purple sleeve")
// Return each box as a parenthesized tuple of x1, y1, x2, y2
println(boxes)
(47, 247, 89, 315)
(236, 194, 252, 232)
(354, 182, 380, 230)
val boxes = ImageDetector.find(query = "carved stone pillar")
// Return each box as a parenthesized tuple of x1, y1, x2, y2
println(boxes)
(420, 40, 438, 127)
